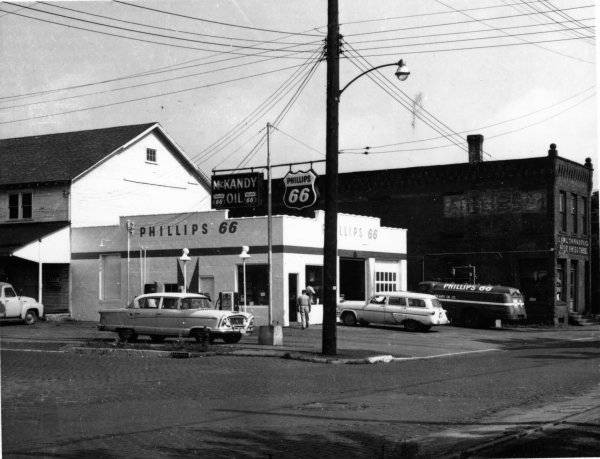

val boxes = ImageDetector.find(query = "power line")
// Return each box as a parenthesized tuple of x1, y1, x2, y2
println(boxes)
(351, 24, 593, 52)
(342, 35, 595, 59)
(340, 86, 595, 152)
(3, 2, 318, 54)
(342, 43, 472, 157)
(0, 61, 316, 125)
(193, 49, 324, 164)
(0, 5, 317, 59)
(338, 0, 566, 26)
(524, 0, 594, 44)
(344, 4, 594, 37)
(350, 17, 594, 45)
(432, 0, 594, 64)
(114, 0, 323, 37)
(271, 125, 324, 157)
(345, 91, 595, 156)
(39, 1, 311, 45)
(0, 45, 323, 111)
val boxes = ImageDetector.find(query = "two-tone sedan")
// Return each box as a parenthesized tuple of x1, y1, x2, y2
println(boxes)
(98, 292, 254, 343)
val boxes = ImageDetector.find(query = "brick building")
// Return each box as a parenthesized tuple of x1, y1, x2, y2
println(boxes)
(234, 136, 594, 324)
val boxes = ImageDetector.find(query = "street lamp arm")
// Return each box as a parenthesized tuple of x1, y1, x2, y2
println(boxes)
(339, 60, 408, 97)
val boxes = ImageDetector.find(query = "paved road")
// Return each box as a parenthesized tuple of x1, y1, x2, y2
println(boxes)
(2, 322, 599, 457)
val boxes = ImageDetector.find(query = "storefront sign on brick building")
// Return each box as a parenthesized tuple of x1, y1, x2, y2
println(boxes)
(557, 235, 589, 256)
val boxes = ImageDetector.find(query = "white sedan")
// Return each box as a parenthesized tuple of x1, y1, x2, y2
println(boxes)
(98, 292, 254, 343)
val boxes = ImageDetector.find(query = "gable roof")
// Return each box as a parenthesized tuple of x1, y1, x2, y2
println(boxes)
(0, 123, 210, 190)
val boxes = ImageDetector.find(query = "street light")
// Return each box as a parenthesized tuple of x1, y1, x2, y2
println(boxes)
(179, 248, 191, 293)
(239, 246, 250, 313)
(323, 0, 409, 356)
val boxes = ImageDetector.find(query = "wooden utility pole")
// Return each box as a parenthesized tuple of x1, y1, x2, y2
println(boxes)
(322, 0, 339, 355)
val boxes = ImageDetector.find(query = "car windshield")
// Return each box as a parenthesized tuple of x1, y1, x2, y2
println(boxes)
(181, 297, 212, 310)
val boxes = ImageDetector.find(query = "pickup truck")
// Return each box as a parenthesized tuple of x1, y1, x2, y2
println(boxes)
(0, 282, 44, 325)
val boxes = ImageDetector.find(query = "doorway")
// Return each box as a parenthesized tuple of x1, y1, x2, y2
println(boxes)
(340, 258, 365, 301)
(200, 276, 215, 303)
(288, 273, 298, 322)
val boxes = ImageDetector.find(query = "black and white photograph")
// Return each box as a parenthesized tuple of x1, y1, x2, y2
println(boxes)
(1, 1, 598, 457)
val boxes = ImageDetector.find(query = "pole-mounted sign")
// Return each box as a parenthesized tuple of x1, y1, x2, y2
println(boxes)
(211, 172, 263, 209)
(283, 169, 318, 210)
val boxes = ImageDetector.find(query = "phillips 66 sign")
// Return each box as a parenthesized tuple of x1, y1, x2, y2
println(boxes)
(283, 169, 318, 210)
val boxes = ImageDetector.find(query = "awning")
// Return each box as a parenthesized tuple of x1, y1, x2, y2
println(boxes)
(0, 221, 70, 263)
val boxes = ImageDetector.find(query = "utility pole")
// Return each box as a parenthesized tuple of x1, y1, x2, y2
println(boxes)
(323, 0, 339, 355)
(267, 122, 273, 326)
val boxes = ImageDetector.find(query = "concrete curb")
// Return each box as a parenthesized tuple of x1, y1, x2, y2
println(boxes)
(66, 345, 396, 364)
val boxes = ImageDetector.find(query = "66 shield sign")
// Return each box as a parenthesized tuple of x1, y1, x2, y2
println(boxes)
(283, 169, 318, 210)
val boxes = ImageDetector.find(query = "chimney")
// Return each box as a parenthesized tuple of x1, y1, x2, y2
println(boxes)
(467, 134, 483, 163)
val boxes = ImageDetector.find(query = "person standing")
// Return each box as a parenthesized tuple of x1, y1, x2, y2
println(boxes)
(297, 289, 312, 329)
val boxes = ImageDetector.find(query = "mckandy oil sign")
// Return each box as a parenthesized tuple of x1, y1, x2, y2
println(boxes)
(212, 172, 263, 209)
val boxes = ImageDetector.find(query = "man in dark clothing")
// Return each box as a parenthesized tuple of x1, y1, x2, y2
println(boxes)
(297, 289, 311, 329)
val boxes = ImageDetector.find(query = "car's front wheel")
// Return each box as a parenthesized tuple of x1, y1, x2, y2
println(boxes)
(222, 333, 242, 344)
(23, 309, 38, 325)
(117, 329, 137, 342)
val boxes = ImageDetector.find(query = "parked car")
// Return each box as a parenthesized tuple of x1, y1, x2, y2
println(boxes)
(98, 292, 254, 343)
(0, 282, 44, 325)
(337, 291, 449, 332)
(418, 281, 527, 327)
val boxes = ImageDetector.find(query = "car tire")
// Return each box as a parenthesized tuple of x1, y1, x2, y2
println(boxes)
(222, 333, 242, 344)
(23, 309, 38, 325)
(341, 312, 357, 326)
(192, 329, 210, 344)
(149, 335, 165, 343)
(117, 329, 137, 342)
(404, 320, 420, 332)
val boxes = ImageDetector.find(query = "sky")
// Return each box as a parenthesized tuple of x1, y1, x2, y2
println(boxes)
(0, 0, 597, 185)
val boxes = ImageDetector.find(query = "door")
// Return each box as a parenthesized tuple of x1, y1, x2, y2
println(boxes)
(386, 296, 407, 324)
(155, 297, 183, 334)
(362, 295, 387, 324)
(1, 285, 21, 317)
(199, 276, 215, 304)
(131, 295, 162, 333)
(288, 273, 298, 322)
(340, 258, 365, 301)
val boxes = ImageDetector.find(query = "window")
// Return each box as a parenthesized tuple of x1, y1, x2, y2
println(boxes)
(408, 298, 426, 308)
(581, 197, 588, 235)
(8, 192, 32, 220)
(375, 271, 398, 292)
(559, 191, 567, 231)
(571, 193, 578, 234)
(4, 286, 16, 297)
(146, 148, 157, 162)
(139, 297, 159, 309)
(388, 297, 406, 306)
(237, 263, 270, 306)
(162, 298, 179, 309)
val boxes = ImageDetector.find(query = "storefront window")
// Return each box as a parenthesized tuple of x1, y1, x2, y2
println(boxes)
(569, 260, 578, 309)
(237, 264, 269, 306)
(305, 265, 323, 304)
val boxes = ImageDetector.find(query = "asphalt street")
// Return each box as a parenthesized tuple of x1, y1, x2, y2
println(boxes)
(1, 321, 599, 458)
